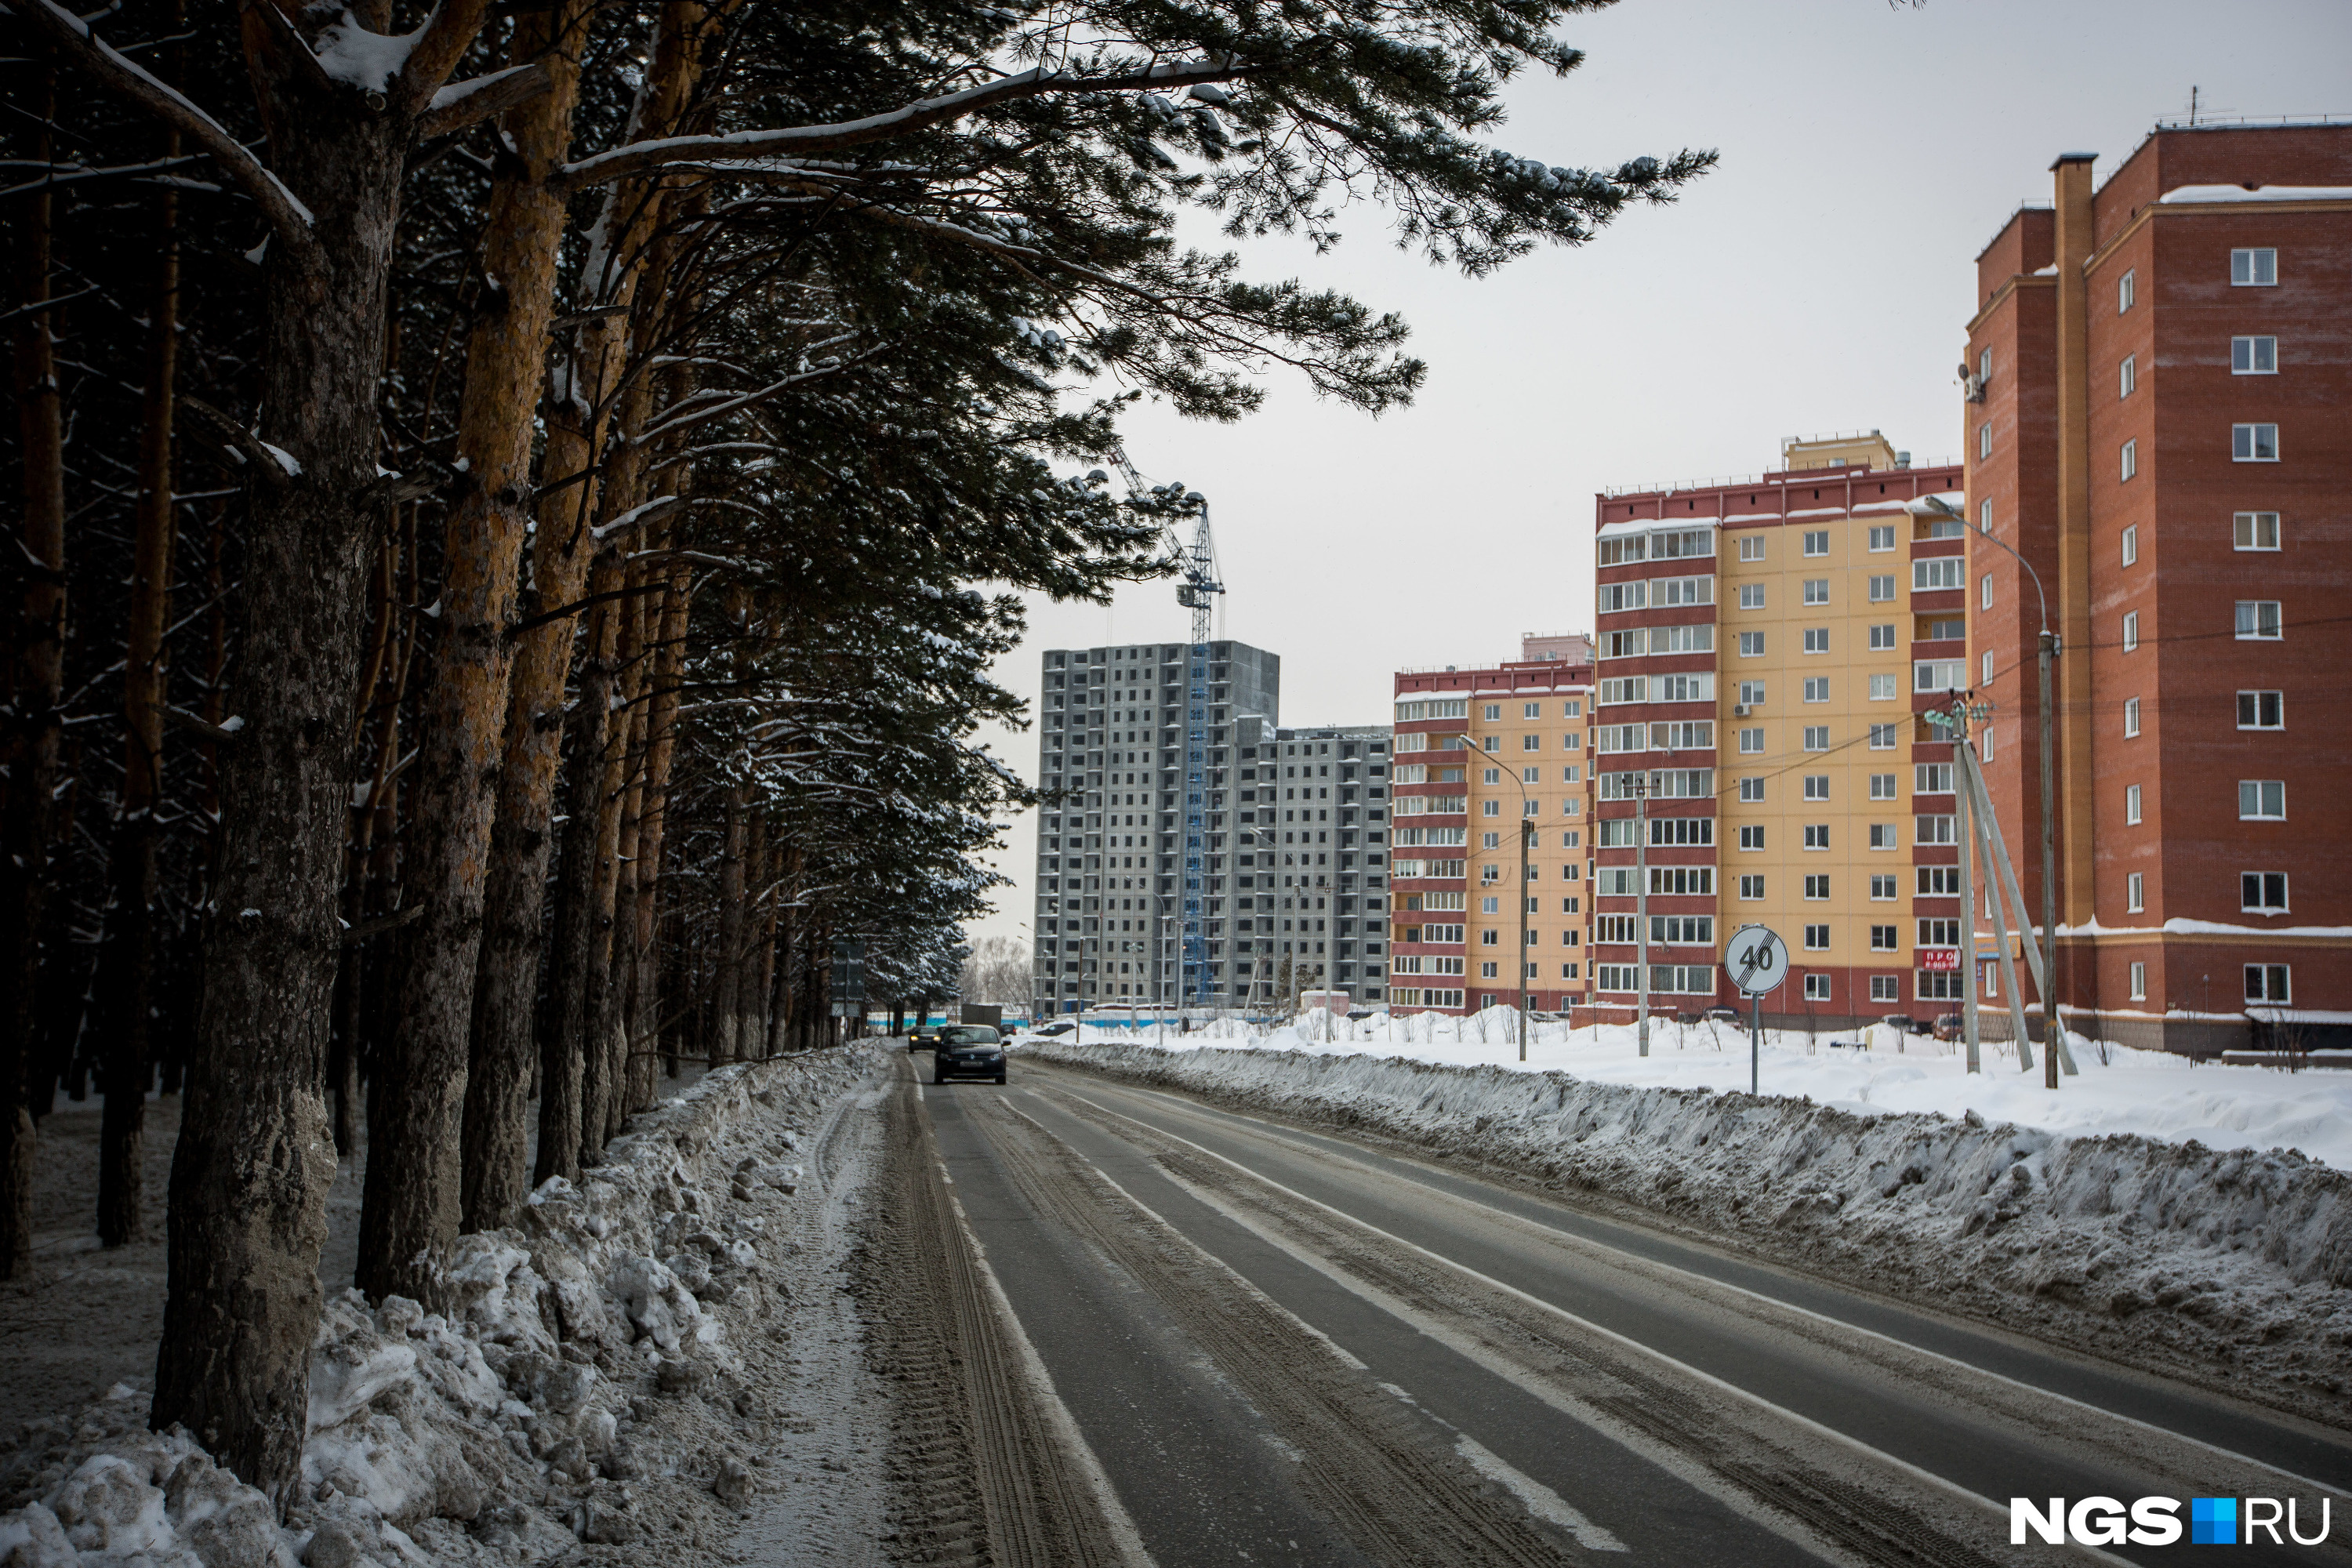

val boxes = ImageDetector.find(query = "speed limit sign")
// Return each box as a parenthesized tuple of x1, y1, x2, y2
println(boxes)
(1725, 924, 1789, 997)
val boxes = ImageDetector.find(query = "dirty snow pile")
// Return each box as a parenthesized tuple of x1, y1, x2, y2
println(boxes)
(1026, 1036, 2352, 1421)
(1041, 1008, 2352, 1171)
(0, 1044, 886, 1567)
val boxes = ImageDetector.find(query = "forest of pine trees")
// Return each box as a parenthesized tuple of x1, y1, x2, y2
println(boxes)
(1, 0, 1702, 1506)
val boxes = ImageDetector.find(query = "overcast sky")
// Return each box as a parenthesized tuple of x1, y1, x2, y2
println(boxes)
(961, 0, 2351, 952)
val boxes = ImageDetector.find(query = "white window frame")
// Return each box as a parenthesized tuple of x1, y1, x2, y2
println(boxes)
(1802, 530, 1830, 557)
(2120, 439, 2137, 481)
(2118, 354, 2136, 397)
(2118, 268, 2136, 312)
(2234, 600, 2281, 641)
(1868, 673, 1897, 702)
(2125, 783, 2142, 826)
(2231, 336, 2278, 375)
(1738, 535, 1766, 562)
(2245, 964, 2291, 1004)
(2122, 524, 2137, 566)
(1868, 624, 1897, 652)
(1802, 627, 1829, 655)
(1739, 631, 1765, 658)
(2238, 779, 2285, 820)
(1913, 557, 1962, 592)
(1802, 578, 1830, 606)
(2230, 248, 2276, 286)
(2126, 872, 2144, 913)
(1803, 677, 1830, 704)
(2128, 961, 2147, 1001)
(1867, 525, 1894, 553)
(2122, 611, 2139, 652)
(1868, 574, 1896, 603)
(2241, 871, 2288, 913)
(2233, 511, 2280, 550)
(2237, 690, 2282, 730)
(1739, 583, 1765, 610)
(2124, 695, 2140, 737)
(2233, 423, 2279, 462)
(1978, 423, 1992, 460)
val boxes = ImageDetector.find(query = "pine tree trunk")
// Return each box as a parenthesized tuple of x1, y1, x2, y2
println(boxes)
(711, 783, 750, 1062)
(626, 561, 688, 1105)
(537, 579, 617, 1180)
(96, 166, 180, 1247)
(363, 2, 590, 1302)
(1, 67, 67, 1279)
(593, 579, 647, 1142)
(153, 94, 415, 1501)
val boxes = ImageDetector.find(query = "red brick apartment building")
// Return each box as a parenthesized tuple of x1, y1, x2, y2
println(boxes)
(1390, 636, 1595, 1017)
(1966, 122, 2352, 1054)
(1589, 437, 1969, 1030)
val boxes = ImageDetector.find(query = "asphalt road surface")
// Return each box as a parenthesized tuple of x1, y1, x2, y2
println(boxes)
(912, 1055, 2352, 1568)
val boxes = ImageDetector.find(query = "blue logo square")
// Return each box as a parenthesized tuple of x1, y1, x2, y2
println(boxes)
(2190, 1497, 2238, 1545)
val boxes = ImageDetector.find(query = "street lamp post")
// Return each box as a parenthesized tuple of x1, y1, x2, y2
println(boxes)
(1931, 494, 2060, 1089)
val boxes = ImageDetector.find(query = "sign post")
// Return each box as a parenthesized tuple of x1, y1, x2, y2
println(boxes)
(1724, 924, 1791, 1096)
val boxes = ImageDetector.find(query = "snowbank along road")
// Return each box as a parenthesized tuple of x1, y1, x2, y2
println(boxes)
(914, 1053, 2352, 1568)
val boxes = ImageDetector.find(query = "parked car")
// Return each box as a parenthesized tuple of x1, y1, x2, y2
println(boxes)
(919, 1024, 1008, 1083)
(1933, 1013, 1964, 1042)
(1882, 1013, 1926, 1036)
(1702, 1007, 1743, 1025)
(1028, 1020, 1076, 1038)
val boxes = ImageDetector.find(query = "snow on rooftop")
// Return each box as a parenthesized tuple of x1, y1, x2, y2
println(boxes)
(2159, 183, 2352, 204)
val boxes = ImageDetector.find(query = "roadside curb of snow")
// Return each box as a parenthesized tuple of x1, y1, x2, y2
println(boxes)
(0, 1043, 891, 1566)
(1028, 1041, 2352, 1426)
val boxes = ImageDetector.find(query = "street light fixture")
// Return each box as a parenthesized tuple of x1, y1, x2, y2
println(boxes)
(1926, 493, 2060, 1090)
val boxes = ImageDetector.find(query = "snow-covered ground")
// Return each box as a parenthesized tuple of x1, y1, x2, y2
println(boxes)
(1018, 1010, 2352, 1171)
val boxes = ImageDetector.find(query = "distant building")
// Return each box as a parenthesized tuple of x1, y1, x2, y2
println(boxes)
(1231, 725, 1396, 1011)
(1031, 640, 1277, 1011)
(1966, 123, 2352, 1054)
(1592, 437, 1969, 1029)
(1390, 634, 1599, 1016)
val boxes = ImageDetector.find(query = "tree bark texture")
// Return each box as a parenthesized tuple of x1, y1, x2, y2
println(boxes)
(152, 93, 421, 1505)
(1, 68, 67, 1278)
(363, 0, 590, 1304)
(712, 782, 750, 1062)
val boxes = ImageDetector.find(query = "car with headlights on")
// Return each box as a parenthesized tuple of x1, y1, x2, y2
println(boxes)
(918, 1024, 1007, 1084)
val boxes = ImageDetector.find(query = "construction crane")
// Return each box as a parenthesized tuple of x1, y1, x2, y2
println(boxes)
(1094, 450, 1224, 1013)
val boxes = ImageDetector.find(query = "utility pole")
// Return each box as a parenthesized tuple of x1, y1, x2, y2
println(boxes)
(2037, 628, 2060, 1088)
(1518, 809, 1533, 1062)
(1635, 771, 1650, 1058)
(1955, 698, 1980, 1074)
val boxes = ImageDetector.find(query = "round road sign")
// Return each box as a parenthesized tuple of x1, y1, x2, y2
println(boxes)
(1724, 924, 1790, 996)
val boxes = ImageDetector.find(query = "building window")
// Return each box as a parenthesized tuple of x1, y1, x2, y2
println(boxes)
(2120, 439, 2137, 481)
(2241, 871, 2287, 913)
(2128, 961, 2147, 1001)
(1802, 530, 1829, 557)
(2118, 268, 2136, 311)
(1803, 773, 1829, 799)
(1482, 800, 1500, 817)
(1739, 632, 1765, 657)
(1739, 681, 1765, 706)
(2119, 354, 2136, 397)
(1740, 824, 1765, 850)
(2122, 524, 2137, 566)
(1868, 823, 1896, 850)
(2231, 336, 2278, 375)
(1804, 926, 1830, 951)
(2233, 423, 2279, 462)
(2234, 511, 2280, 550)
(2234, 600, 2281, 641)
(1980, 651, 1994, 686)
(1803, 824, 1830, 850)
(1870, 724, 1899, 749)
(1871, 874, 1897, 900)
(2124, 696, 2140, 737)
(2237, 691, 2282, 729)
(2126, 871, 2144, 912)
(2245, 964, 2291, 1004)
(1804, 677, 1830, 703)
(1917, 971, 1961, 1002)
(1868, 673, 1897, 701)
(1868, 525, 1894, 552)
(1914, 558, 1962, 591)
(1868, 624, 1896, 652)
(1803, 728, 1829, 753)
(1480, 929, 1498, 946)
(2230, 247, 2277, 286)
(1980, 498, 1994, 532)
(2122, 612, 2139, 652)
(2125, 783, 2142, 825)
(1480, 961, 1497, 978)
(1740, 584, 1766, 610)
(1739, 775, 1765, 800)
(1980, 573, 1994, 610)
(1483, 703, 1501, 720)
(2238, 779, 2285, 820)
(1918, 918, 1960, 949)
(1869, 574, 1896, 602)
(1803, 874, 1830, 901)
(1870, 925, 1898, 951)
(1869, 773, 1896, 800)
(1978, 423, 1992, 460)
(1802, 628, 1829, 655)
(1803, 578, 1830, 605)
(1739, 535, 1766, 561)
(1870, 975, 1900, 1002)
(1915, 815, 1956, 845)
(1913, 659, 1964, 692)
(1523, 734, 1541, 752)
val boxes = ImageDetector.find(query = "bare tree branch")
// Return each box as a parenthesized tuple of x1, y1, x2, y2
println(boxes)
(14, 0, 320, 256)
